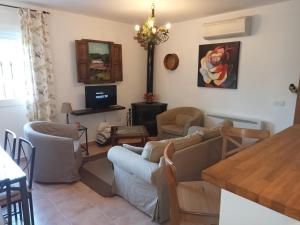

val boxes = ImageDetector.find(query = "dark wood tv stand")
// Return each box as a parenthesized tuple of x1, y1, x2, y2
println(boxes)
(71, 105, 125, 116)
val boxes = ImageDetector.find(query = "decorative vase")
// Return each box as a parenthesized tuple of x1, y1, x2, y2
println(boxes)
(144, 92, 155, 103)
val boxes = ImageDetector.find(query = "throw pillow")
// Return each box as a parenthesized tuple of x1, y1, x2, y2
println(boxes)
(141, 132, 203, 163)
(175, 114, 193, 126)
(198, 127, 220, 140)
(198, 119, 233, 140)
(141, 141, 167, 162)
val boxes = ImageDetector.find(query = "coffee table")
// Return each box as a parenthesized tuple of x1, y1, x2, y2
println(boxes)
(110, 125, 149, 146)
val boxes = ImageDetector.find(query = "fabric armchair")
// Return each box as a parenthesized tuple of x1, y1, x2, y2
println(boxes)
(108, 131, 224, 223)
(24, 121, 83, 183)
(108, 146, 159, 184)
(156, 107, 204, 139)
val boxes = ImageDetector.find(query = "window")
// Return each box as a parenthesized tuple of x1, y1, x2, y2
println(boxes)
(0, 7, 26, 103)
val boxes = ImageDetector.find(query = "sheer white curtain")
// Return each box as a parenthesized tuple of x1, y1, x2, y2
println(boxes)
(19, 8, 55, 121)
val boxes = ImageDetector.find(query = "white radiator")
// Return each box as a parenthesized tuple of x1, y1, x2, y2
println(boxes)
(205, 112, 262, 129)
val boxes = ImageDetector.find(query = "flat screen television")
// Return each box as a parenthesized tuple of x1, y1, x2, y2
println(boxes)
(85, 85, 117, 109)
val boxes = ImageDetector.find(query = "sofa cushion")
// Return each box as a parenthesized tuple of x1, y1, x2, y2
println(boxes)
(141, 132, 203, 162)
(188, 120, 234, 140)
(195, 127, 220, 140)
(161, 124, 184, 136)
(175, 114, 193, 126)
(141, 141, 166, 163)
(201, 120, 234, 140)
(167, 132, 203, 151)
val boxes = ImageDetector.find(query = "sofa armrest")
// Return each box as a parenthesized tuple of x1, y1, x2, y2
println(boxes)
(122, 144, 143, 154)
(108, 146, 159, 183)
(52, 124, 79, 139)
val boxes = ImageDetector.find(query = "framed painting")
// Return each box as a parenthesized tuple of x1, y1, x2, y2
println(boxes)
(76, 39, 123, 83)
(87, 41, 112, 82)
(197, 41, 240, 89)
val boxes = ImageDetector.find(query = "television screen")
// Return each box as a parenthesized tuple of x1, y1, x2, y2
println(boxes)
(85, 85, 117, 109)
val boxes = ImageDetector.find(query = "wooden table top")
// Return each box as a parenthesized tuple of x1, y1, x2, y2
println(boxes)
(0, 147, 26, 182)
(111, 125, 149, 138)
(202, 125, 300, 221)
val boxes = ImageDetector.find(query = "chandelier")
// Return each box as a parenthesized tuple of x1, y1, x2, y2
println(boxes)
(134, 3, 171, 49)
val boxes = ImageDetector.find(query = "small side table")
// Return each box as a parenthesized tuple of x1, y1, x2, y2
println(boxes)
(110, 125, 149, 146)
(78, 125, 89, 155)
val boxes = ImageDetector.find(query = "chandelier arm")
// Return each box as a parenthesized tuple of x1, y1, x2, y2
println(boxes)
(134, 3, 170, 47)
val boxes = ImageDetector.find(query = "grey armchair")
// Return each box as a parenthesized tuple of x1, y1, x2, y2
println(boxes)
(108, 132, 223, 223)
(156, 107, 203, 139)
(23, 121, 83, 183)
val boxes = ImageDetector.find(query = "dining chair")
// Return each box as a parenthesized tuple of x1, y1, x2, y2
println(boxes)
(0, 179, 12, 225)
(164, 143, 220, 225)
(221, 126, 270, 159)
(16, 137, 36, 225)
(3, 130, 17, 161)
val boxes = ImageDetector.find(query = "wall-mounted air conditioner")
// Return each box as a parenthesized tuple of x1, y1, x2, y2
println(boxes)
(202, 16, 251, 40)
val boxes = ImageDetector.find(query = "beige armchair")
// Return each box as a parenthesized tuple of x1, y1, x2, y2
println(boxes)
(24, 121, 83, 183)
(156, 107, 203, 139)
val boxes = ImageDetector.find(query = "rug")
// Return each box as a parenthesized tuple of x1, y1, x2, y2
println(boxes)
(80, 153, 114, 197)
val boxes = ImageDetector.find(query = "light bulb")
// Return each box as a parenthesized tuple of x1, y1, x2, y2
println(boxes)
(165, 23, 171, 30)
(152, 27, 157, 33)
(148, 18, 155, 28)
(135, 24, 140, 31)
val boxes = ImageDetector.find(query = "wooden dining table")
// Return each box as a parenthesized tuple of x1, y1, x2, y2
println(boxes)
(0, 147, 31, 225)
(202, 125, 300, 224)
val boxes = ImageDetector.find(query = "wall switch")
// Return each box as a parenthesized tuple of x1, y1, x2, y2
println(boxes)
(273, 100, 286, 107)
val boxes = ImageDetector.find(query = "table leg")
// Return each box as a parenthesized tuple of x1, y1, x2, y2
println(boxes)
(19, 178, 30, 225)
(85, 129, 89, 155)
(142, 137, 148, 146)
(111, 137, 116, 146)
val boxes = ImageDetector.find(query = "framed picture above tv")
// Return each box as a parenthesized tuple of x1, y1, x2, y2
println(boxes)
(75, 39, 123, 84)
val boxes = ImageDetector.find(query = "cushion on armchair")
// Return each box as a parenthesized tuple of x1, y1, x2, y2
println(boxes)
(175, 114, 193, 126)
(161, 124, 184, 136)
(188, 119, 234, 140)
(141, 141, 166, 162)
(122, 144, 144, 154)
(194, 127, 220, 140)
(141, 132, 203, 163)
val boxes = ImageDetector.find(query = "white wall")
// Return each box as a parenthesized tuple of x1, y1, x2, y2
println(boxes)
(0, 0, 147, 142)
(154, 0, 300, 133)
(48, 10, 146, 141)
(220, 190, 300, 225)
(0, 0, 299, 142)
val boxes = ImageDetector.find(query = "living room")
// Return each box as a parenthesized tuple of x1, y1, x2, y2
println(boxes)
(0, 0, 299, 225)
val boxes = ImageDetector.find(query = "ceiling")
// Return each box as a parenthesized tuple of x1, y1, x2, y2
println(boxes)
(19, 0, 290, 24)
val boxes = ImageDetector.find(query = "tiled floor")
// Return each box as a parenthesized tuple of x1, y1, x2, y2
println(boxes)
(9, 143, 158, 225)
(33, 142, 157, 225)
(6, 141, 218, 225)
(31, 181, 158, 225)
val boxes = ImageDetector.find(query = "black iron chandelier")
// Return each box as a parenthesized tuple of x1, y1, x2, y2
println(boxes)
(134, 3, 171, 49)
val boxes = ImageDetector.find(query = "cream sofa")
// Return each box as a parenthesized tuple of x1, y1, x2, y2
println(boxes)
(156, 107, 203, 139)
(24, 121, 83, 183)
(107, 121, 232, 223)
